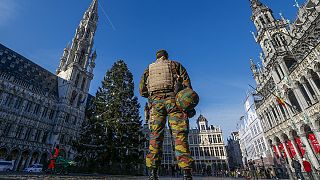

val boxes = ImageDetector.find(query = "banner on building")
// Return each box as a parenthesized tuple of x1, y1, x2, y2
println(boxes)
(273, 146, 279, 158)
(279, 143, 286, 159)
(295, 137, 306, 157)
(286, 140, 296, 158)
(308, 134, 320, 154)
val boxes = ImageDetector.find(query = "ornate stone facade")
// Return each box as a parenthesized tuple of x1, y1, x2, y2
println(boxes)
(249, 0, 320, 171)
(0, 0, 98, 171)
(142, 115, 228, 175)
(239, 93, 270, 167)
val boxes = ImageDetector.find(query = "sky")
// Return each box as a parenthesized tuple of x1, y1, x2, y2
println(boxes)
(0, 0, 304, 140)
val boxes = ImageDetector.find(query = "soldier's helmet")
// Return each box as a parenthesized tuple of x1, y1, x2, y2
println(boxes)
(156, 49, 169, 59)
(176, 88, 199, 112)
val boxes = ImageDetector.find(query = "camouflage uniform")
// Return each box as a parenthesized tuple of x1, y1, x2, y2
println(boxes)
(140, 60, 193, 170)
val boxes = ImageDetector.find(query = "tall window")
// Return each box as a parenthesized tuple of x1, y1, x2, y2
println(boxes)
(15, 126, 23, 138)
(65, 113, 70, 123)
(199, 147, 204, 156)
(24, 128, 31, 140)
(194, 136, 198, 144)
(215, 147, 220, 156)
(14, 97, 23, 109)
(210, 147, 214, 156)
(33, 104, 40, 114)
(3, 123, 12, 137)
(49, 110, 55, 120)
(42, 107, 48, 118)
(213, 135, 217, 143)
(25, 101, 32, 112)
(190, 147, 194, 156)
(204, 147, 210, 156)
(194, 147, 199, 157)
(35, 130, 41, 142)
(219, 147, 225, 156)
(4, 94, 14, 107)
(42, 132, 48, 143)
(208, 135, 212, 143)
(81, 78, 86, 91)
(217, 134, 222, 143)
(189, 136, 193, 145)
(74, 74, 80, 87)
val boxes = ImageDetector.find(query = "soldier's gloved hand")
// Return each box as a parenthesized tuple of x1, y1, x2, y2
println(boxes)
(186, 109, 196, 118)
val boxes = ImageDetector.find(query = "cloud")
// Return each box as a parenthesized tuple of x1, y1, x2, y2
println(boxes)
(0, 0, 18, 26)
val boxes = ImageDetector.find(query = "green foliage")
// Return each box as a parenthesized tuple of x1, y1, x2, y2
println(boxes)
(74, 60, 144, 174)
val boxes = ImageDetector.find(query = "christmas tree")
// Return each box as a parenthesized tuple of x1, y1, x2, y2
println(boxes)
(75, 60, 144, 173)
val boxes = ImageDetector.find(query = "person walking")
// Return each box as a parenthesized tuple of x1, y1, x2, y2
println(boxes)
(47, 145, 60, 173)
(140, 50, 199, 180)
(291, 158, 304, 180)
(248, 160, 258, 179)
(302, 158, 314, 180)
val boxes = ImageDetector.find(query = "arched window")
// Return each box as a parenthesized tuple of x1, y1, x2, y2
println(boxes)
(74, 74, 80, 87)
(259, 17, 266, 25)
(283, 56, 297, 72)
(70, 91, 77, 106)
(311, 70, 320, 89)
(314, 28, 320, 41)
(298, 82, 312, 106)
(78, 50, 86, 66)
(278, 104, 287, 119)
(287, 89, 302, 113)
(81, 78, 86, 91)
(77, 94, 83, 107)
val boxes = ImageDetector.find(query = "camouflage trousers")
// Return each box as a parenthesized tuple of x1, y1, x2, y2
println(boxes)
(146, 93, 193, 169)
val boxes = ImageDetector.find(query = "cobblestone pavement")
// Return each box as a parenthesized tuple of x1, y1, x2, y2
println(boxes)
(0, 173, 242, 180)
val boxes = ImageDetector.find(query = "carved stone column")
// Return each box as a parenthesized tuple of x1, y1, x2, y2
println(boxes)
(273, 106, 282, 124)
(307, 77, 320, 97)
(268, 108, 278, 126)
(302, 81, 317, 104)
(288, 134, 303, 163)
(280, 140, 294, 171)
(24, 153, 32, 168)
(293, 82, 309, 110)
(300, 133, 320, 170)
(275, 104, 285, 122)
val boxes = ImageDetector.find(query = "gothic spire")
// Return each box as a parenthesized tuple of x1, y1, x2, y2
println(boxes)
(249, 0, 269, 16)
(57, 0, 99, 73)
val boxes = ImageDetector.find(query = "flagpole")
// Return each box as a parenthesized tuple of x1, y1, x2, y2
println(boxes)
(248, 84, 301, 113)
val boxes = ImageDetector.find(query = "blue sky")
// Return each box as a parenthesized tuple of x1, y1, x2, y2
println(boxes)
(0, 0, 304, 140)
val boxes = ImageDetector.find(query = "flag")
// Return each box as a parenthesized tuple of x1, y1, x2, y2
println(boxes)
(276, 96, 286, 107)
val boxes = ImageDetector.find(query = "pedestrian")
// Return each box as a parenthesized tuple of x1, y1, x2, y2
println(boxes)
(248, 160, 258, 179)
(302, 158, 314, 180)
(47, 145, 59, 173)
(140, 50, 199, 180)
(291, 158, 304, 180)
(269, 167, 278, 179)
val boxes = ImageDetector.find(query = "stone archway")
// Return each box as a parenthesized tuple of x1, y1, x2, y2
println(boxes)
(0, 147, 8, 160)
(29, 152, 40, 166)
(17, 150, 30, 171)
(6, 149, 19, 161)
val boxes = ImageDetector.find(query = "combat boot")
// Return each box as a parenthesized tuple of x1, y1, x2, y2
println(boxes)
(148, 168, 159, 180)
(183, 169, 192, 180)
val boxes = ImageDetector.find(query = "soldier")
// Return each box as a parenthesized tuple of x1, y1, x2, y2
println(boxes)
(140, 50, 198, 180)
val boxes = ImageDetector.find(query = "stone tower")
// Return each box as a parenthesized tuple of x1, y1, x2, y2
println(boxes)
(53, 0, 98, 152)
(249, 0, 294, 86)
(57, 0, 98, 108)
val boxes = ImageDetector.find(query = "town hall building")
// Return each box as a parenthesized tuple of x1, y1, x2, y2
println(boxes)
(0, 0, 98, 171)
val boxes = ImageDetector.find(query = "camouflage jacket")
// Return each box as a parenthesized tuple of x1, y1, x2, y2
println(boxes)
(139, 60, 192, 98)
